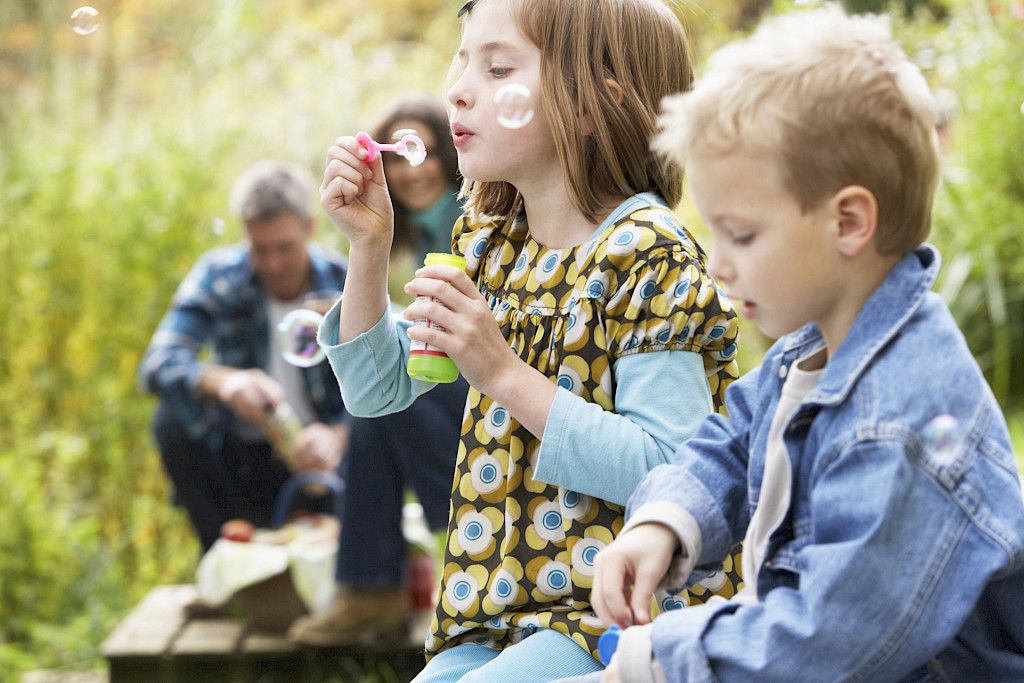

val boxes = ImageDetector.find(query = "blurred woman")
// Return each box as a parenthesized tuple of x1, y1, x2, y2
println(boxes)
(289, 97, 469, 647)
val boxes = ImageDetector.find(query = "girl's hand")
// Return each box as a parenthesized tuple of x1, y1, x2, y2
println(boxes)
(402, 265, 521, 396)
(320, 136, 395, 250)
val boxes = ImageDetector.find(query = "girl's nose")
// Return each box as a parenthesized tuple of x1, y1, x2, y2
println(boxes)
(447, 75, 473, 110)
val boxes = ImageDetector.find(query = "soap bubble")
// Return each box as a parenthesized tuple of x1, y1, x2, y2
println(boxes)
(278, 309, 325, 367)
(1020, 99, 1024, 117)
(921, 414, 961, 457)
(212, 218, 225, 236)
(391, 128, 418, 142)
(494, 83, 534, 129)
(395, 134, 427, 166)
(71, 6, 99, 35)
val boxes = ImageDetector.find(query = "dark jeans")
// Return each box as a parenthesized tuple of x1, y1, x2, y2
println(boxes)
(336, 377, 467, 588)
(154, 404, 303, 552)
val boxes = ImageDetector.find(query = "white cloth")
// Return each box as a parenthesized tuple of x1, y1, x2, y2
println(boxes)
(736, 354, 822, 602)
(196, 526, 337, 612)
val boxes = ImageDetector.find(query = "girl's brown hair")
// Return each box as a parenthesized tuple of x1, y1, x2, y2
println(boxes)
(458, 0, 693, 222)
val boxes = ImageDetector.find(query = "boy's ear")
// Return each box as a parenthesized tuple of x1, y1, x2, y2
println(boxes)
(580, 78, 624, 135)
(832, 185, 878, 257)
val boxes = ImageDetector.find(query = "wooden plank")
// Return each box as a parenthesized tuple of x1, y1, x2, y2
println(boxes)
(241, 630, 300, 654)
(101, 585, 196, 657)
(171, 619, 245, 656)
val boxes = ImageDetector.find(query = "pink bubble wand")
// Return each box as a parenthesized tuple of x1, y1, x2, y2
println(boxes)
(355, 131, 427, 167)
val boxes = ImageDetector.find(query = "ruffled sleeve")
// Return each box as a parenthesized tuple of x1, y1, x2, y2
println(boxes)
(602, 246, 740, 411)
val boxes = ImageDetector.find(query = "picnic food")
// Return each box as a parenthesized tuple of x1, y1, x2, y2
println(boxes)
(220, 518, 254, 543)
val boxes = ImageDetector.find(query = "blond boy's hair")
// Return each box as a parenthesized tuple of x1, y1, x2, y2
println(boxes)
(653, 4, 940, 255)
(457, 0, 693, 223)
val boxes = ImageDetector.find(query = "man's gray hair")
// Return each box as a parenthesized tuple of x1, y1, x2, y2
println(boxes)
(229, 160, 314, 222)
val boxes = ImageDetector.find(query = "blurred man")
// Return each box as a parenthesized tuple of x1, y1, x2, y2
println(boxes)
(140, 161, 349, 551)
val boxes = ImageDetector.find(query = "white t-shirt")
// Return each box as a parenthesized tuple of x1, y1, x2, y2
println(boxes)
(736, 351, 824, 602)
(266, 296, 318, 428)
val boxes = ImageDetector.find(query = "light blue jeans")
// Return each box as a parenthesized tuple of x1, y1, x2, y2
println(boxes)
(413, 628, 604, 683)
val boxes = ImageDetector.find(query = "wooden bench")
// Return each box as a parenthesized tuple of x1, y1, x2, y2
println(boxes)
(102, 585, 429, 682)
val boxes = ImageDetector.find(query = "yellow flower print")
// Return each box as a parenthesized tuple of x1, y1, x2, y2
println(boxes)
(508, 243, 536, 289)
(589, 355, 613, 410)
(555, 354, 591, 397)
(440, 563, 490, 619)
(499, 496, 522, 554)
(482, 557, 526, 615)
(522, 442, 546, 494)
(529, 250, 568, 290)
(454, 507, 503, 561)
(525, 497, 565, 550)
(528, 558, 573, 601)
(569, 525, 613, 586)
(475, 399, 513, 445)
(563, 300, 593, 352)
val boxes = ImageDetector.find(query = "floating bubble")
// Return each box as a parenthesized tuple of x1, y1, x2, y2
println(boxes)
(71, 6, 99, 35)
(1020, 99, 1024, 117)
(922, 414, 961, 457)
(494, 83, 534, 129)
(278, 309, 325, 367)
(391, 128, 418, 142)
(212, 218, 225, 236)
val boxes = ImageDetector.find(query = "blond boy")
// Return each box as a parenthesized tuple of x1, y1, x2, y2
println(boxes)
(565, 5, 1024, 682)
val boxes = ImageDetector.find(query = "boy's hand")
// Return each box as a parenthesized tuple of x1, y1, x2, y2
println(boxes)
(402, 265, 521, 395)
(592, 523, 679, 628)
(320, 136, 395, 250)
(601, 655, 621, 683)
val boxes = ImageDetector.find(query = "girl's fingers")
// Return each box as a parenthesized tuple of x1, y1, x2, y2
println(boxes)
(324, 159, 366, 193)
(404, 299, 458, 332)
(403, 276, 470, 312)
(413, 266, 480, 299)
(325, 143, 372, 180)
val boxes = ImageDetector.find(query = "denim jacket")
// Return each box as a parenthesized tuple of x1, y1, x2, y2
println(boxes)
(139, 243, 348, 450)
(628, 244, 1024, 682)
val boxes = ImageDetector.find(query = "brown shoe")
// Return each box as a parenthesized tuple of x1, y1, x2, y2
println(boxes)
(287, 586, 409, 647)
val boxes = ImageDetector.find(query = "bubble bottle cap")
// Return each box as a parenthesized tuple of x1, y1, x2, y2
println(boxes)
(355, 131, 427, 167)
(598, 624, 622, 665)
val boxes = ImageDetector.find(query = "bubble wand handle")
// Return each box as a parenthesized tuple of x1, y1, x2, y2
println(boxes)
(355, 131, 427, 166)
(355, 132, 382, 161)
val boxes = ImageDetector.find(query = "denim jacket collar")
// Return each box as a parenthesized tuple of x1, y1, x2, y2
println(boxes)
(783, 243, 940, 407)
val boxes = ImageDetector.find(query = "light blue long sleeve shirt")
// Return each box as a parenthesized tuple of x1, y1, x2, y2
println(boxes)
(319, 304, 712, 506)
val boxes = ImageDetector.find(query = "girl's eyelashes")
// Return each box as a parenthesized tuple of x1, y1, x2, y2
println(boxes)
(731, 233, 754, 246)
(489, 66, 513, 78)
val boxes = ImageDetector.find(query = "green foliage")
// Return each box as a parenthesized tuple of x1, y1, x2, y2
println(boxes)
(0, 1, 460, 676)
(929, 1, 1024, 404)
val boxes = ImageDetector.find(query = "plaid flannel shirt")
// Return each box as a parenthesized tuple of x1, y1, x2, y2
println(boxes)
(139, 242, 348, 449)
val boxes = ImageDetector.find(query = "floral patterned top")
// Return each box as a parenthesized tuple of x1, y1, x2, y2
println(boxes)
(425, 196, 743, 661)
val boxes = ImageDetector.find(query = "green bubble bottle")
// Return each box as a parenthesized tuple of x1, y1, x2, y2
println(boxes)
(407, 252, 467, 383)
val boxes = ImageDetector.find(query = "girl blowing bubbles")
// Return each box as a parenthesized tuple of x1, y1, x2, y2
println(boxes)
(318, 0, 741, 680)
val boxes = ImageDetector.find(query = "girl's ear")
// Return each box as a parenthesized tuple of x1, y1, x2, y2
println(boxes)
(580, 78, 624, 135)
(832, 185, 878, 257)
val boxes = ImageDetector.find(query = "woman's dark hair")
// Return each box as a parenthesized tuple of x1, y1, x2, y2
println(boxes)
(373, 96, 460, 251)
